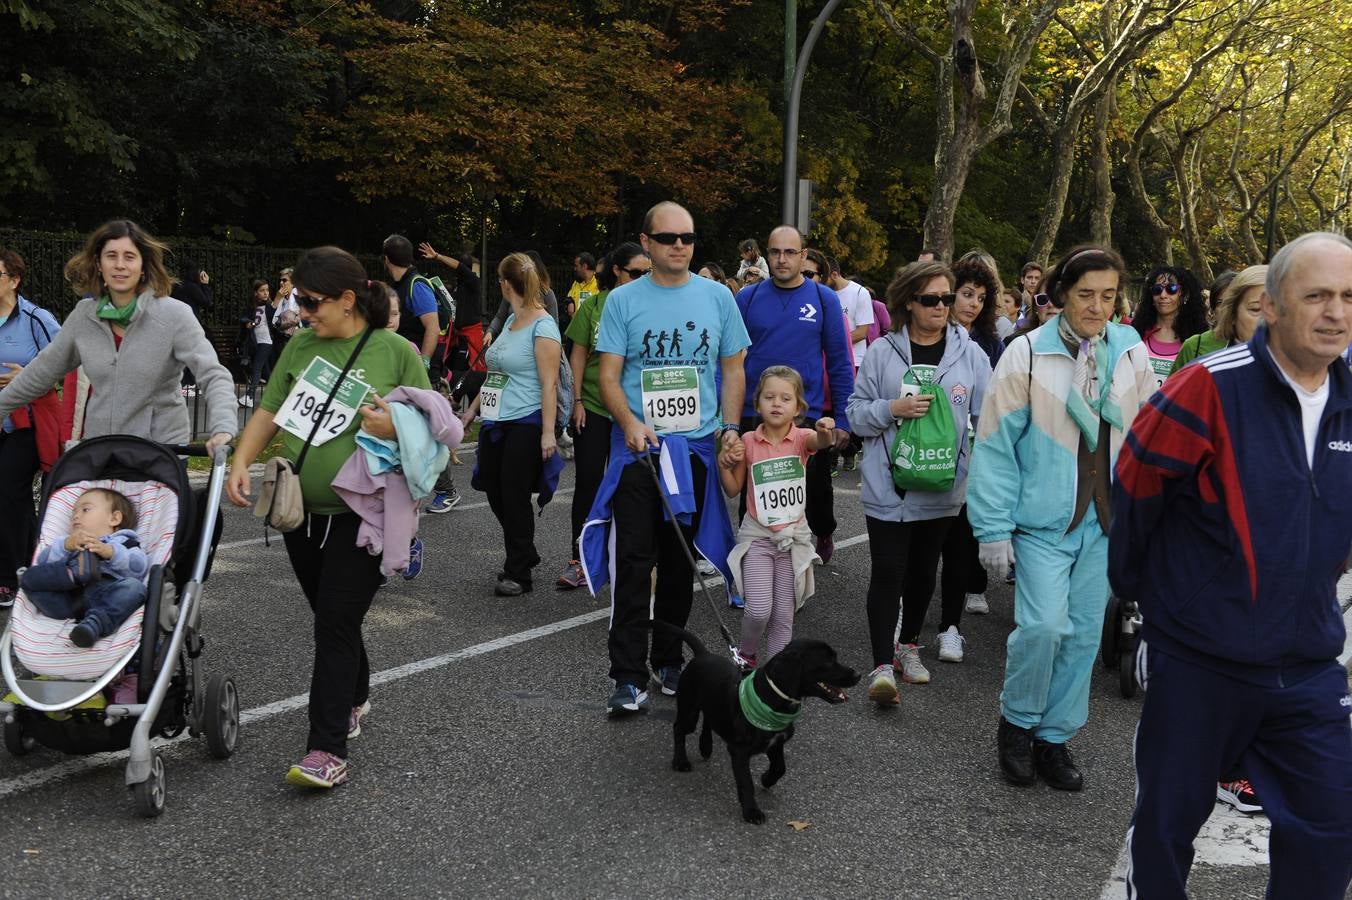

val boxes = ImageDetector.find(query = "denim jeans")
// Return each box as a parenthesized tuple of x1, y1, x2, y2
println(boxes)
(24, 562, 147, 639)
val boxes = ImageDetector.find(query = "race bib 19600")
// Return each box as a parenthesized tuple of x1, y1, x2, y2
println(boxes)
(641, 366, 700, 433)
(275, 357, 372, 447)
(750, 454, 807, 527)
(479, 371, 510, 421)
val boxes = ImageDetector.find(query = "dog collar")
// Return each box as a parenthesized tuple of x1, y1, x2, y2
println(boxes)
(765, 676, 801, 706)
(739, 674, 803, 732)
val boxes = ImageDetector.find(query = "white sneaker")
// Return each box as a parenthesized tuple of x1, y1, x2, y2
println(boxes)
(936, 626, 966, 663)
(867, 664, 899, 706)
(893, 643, 931, 684)
(965, 593, 989, 615)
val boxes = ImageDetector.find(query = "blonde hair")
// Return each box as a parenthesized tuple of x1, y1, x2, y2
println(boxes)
(755, 365, 808, 418)
(498, 252, 543, 309)
(1213, 264, 1268, 342)
(65, 219, 175, 298)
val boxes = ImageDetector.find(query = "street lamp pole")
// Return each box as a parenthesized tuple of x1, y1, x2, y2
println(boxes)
(782, 0, 845, 226)
(784, 0, 797, 111)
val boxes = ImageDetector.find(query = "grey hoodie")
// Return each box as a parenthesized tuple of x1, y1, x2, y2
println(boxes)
(846, 323, 990, 523)
(0, 290, 237, 444)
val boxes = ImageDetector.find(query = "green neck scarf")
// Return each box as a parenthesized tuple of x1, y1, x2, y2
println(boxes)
(738, 673, 803, 732)
(96, 294, 138, 325)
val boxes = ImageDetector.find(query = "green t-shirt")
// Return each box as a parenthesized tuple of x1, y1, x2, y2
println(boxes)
(563, 288, 611, 418)
(1168, 329, 1228, 377)
(261, 327, 430, 514)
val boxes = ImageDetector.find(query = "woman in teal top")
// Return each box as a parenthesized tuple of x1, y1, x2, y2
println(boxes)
(462, 252, 561, 596)
(555, 242, 650, 590)
(1168, 265, 1268, 375)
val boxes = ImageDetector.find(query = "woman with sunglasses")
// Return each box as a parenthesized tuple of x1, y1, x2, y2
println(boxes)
(968, 244, 1154, 790)
(1133, 266, 1207, 391)
(0, 220, 235, 458)
(462, 252, 562, 597)
(556, 243, 650, 590)
(847, 260, 990, 703)
(1003, 288, 1062, 347)
(227, 246, 435, 789)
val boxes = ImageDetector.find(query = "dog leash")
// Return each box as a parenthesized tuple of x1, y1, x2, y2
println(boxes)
(638, 450, 739, 658)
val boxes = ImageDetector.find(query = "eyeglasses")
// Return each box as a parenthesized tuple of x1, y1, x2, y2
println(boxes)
(622, 267, 650, 279)
(803, 269, 820, 280)
(1034, 293, 1065, 309)
(296, 292, 335, 312)
(647, 232, 697, 246)
(914, 293, 957, 308)
(767, 248, 801, 258)
(1152, 282, 1181, 297)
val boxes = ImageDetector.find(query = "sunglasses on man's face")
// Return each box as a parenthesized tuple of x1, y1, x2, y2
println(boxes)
(1034, 292, 1065, 309)
(647, 232, 697, 246)
(914, 293, 957, 308)
(1152, 282, 1181, 297)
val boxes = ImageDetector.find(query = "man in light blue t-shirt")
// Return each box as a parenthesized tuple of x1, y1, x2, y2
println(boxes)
(595, 201, 750, 714)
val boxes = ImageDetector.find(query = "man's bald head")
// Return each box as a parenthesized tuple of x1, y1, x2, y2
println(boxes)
(642, 201, 692, 236)
(1267, 232, 1352, 306)
(767, 225, 804, 250)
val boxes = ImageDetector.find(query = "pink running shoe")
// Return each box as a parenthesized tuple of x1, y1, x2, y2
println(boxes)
(285, 750, 349, 788)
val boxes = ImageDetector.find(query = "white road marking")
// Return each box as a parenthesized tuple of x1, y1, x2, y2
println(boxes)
(0, 530, 870, 800)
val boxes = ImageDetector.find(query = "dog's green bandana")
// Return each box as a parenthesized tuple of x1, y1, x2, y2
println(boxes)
(739, 674, 803, 732)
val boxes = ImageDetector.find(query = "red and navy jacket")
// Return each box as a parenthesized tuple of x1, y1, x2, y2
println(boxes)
(1110, 325, 1352, 686)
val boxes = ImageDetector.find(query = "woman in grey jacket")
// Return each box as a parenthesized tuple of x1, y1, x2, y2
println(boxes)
(846, 260, 989, 705)
(0, 220, 235, 455)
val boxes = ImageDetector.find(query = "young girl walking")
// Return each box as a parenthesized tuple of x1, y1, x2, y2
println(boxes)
(723, 366, 835, 668)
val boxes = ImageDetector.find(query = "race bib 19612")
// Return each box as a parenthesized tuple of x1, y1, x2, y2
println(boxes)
(275, 356, 372, 447)
(479, 371, 510, 420)
(750, 454, 807, 527)
(641, 366, 700, 433)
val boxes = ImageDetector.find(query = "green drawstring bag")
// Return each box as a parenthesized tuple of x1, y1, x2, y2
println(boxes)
(889, 382, 958, 492)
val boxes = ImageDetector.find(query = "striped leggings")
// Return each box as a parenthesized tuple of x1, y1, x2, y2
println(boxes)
(739, 538, 796, 662)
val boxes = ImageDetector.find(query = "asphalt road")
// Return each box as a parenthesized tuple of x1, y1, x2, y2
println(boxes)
(0, 451, 1333, 899)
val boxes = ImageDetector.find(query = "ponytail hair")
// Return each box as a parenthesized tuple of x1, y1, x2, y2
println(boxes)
(498, 252, 542, 309)
(292, 245, 392, 328)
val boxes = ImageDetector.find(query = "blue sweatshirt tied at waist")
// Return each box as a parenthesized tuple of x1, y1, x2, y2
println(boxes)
(578, 430, 735, 595)
(470, 410, 565, 510)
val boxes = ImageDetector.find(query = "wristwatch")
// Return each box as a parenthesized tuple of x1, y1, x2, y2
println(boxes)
(718, 422, 741, 435)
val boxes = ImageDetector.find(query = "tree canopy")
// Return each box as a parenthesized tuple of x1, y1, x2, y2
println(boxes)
(2, 0, 1347, 285)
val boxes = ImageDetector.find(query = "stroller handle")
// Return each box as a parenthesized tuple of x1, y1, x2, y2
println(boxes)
(165, 443, 231, 466)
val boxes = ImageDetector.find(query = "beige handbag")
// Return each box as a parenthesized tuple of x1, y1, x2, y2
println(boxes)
(253, 326, 373, 532)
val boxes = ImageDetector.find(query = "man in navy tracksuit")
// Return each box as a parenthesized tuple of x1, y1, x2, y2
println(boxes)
(1110, 232, 1352, 899)
(735, 226, 854, 561)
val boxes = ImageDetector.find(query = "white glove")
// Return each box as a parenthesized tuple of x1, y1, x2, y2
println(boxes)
(978, 540, 1014, 574)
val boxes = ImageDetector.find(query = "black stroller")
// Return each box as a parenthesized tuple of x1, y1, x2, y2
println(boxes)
(1100, 593, 1143, 698)
(0, 436, 237, 816)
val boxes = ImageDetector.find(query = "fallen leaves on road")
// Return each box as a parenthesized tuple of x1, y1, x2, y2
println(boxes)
(787, 820, 810, 832)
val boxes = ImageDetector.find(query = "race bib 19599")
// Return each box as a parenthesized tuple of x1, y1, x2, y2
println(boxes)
(750, 454, 807, 527)
(641, 366, 700, 433)
(274, 356, 372, 447)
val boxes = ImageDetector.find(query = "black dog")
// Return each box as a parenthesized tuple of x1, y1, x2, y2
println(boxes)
(662, 624, 859, 824)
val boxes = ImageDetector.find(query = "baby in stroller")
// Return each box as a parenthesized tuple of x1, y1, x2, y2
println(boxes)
(18, 487, 149, 648)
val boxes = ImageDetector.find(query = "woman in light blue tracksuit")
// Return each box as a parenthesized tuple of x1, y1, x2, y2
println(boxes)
(966, 245, 1152, 792)
(847, 260, 989, 705)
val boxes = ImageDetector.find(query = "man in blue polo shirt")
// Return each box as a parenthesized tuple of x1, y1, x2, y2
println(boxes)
(594, 201, 750, 714)
(735, 225, 853, 563)
(382, 234, 441, 370)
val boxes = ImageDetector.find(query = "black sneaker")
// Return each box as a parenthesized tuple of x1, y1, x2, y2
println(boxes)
(494, 578, 532, 597)
(997, 716, 1036, 786)
(1216, 779, 1262, 813)
(1032, 739, 1084, 791)
(606, 682, 650, 715)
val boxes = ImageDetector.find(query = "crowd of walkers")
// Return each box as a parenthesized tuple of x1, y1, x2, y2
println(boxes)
(0, 209, 1350, 898)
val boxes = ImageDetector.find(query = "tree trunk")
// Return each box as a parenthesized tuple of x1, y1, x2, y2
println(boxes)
(1028, 110, 1088, 263)
(922, 131, 980, 262)
(1090, 88, 1116, 245)
(1171, 143, 1211, 282)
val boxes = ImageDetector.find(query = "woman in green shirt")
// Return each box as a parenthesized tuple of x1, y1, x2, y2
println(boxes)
(1168, 265, 1268, 375)
(555, 242, 650, 589)
(226, 246, 429, 790)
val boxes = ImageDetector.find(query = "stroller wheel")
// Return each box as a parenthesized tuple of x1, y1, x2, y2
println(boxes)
(1101, 595, 1123, 669)
(1119, 645, 1138, 699)
(3, 717, 34, 756)
(204, 673, 239, 760)
(130, 750, 166, 818)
